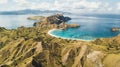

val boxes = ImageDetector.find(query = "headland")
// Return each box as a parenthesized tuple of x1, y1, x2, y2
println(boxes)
(0, 14, 120, 67)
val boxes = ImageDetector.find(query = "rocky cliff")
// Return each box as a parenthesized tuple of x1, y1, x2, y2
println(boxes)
(0, 14, 120, 67)
(33, 14, 79, 30)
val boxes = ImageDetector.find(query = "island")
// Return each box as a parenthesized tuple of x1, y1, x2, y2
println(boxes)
(32, 14, 80, 30)
(0, 14, 120, 67)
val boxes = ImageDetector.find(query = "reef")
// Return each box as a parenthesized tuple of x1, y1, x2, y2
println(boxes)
(0, 14, 120, 67)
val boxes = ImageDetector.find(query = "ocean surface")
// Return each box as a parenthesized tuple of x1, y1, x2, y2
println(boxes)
(0, 13, 52, 29)
(49, 14, 120, 41)
(0, 14, 120, 40)
(0, 15, 36, 29)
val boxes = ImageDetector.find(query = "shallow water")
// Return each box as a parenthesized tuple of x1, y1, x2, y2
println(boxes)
(0, 14, 120, 40)
(50, 14, 120, 40)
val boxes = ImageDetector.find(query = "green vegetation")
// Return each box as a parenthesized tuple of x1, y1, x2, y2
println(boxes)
(0, 14, 120, 67)
(92, 37, 120, 53)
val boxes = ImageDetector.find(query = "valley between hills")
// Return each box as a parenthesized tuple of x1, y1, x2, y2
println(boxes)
(0, 14, 120, 67)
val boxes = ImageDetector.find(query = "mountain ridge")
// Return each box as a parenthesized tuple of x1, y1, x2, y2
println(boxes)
(0, 9, 71, 15)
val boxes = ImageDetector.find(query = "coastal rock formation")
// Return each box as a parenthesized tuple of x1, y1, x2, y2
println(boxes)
(33, 14, 79, 30)
(67, 24, 80, 28)
(0, 14, 120, 67)
(111, 27, 120, 32)
(59, 22, 80, 30)
(45, 14, 71, 24)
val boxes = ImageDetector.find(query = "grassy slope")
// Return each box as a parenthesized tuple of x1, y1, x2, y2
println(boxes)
(0, 25, 120, 67)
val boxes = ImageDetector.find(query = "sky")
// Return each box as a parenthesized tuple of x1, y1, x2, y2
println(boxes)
(0, 0, 120, 14)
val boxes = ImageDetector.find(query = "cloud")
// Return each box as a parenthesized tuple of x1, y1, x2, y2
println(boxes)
(48, 0, 103, 13)
(117, 3, 120, 10)
(0, 0, 8, 4)
(35, 0, 110, 13)
(0, 0, 119, 14)
(14, 0, 28, 4)
(13, 0, 29, 6)
(49, 0, 118, 14)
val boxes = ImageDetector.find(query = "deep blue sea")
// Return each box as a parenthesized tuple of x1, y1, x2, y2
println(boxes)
(0, 14, 120, 40)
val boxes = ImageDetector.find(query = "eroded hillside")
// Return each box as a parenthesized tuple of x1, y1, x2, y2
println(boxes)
(0, 14, 120, 67)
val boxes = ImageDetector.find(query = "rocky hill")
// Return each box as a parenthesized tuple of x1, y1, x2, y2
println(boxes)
(0, 14, 120, 67)
(33, 14, 79, 30)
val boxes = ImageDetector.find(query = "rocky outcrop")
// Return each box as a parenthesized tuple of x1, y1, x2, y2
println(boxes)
(45, 14, 71, 24)
(67, 24, 80, 28)
(0, 14, 120, 67)
(111, 27, 120, 32)
(85, 51, 105, 67)
(58, 22, 80, 30)
(33, 14, 79, 30)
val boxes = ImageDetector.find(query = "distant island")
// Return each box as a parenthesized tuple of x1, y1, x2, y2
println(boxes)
(0, 14, 120, 67)
(0, 9, 71, 15)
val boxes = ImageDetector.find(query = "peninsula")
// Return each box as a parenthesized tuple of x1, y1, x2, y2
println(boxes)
(0, 14, 120, 67)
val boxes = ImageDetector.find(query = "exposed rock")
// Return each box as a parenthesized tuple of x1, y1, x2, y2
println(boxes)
(72, 45, 88, 67)
(58, 22, 80, 30)
(111, 27, 120, 32)
(0, 14, 120, 67)
(45, 14, 71, 24)
(67, 24, 80, 28)
(33, 14, 79, 30)
(31, 14, 71, 26)
(26, 59, 42, 67)
(86, 51, 105, 67)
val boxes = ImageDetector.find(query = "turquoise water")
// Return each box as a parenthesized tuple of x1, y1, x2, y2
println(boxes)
(0, 14, 120, 40)
(50, 14, 120, 40)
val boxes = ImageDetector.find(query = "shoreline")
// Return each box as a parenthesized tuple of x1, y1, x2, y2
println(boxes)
(48, 28, 120, 42)
(48, 29, 94, 42)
